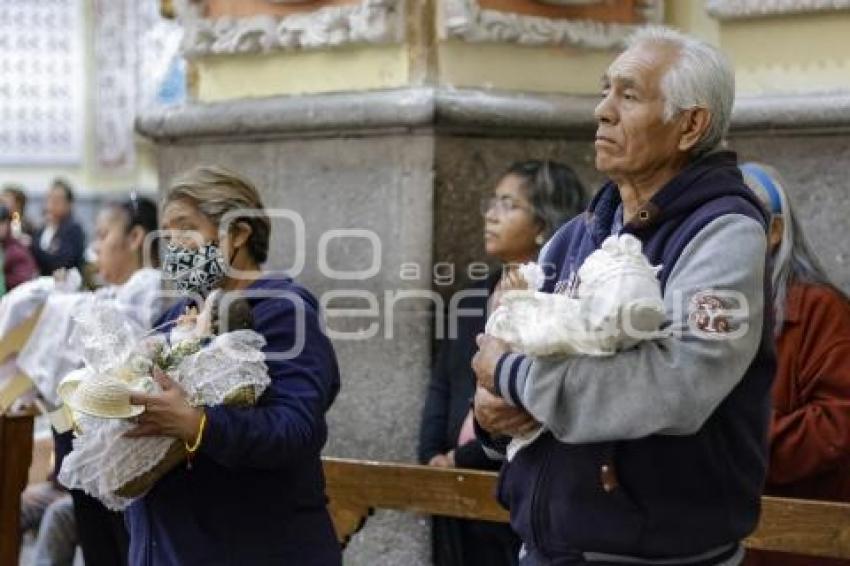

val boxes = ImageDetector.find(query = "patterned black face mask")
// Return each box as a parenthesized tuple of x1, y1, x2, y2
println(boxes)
(162, 241, 228, 296)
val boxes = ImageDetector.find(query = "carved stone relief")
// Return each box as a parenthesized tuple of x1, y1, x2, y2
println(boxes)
(706, 0, 850, 20)
(440, 0, 663, 50)
(175, 0, 405, 57)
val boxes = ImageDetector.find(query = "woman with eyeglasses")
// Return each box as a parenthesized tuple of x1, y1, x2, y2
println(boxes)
(740, 163, 850, 566)
(418, 160, 586, 566)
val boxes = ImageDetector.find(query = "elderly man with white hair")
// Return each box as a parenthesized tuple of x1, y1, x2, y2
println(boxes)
(472, 26, 775, 566)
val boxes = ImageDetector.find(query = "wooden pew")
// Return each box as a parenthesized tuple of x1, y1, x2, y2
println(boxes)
(323, 457, 850, 560)
(0, 308, 41, 566)
(2, 435, 849, 562)
(0, 409, 34, 566)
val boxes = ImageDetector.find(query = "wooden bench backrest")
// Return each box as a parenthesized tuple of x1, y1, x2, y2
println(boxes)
(323, 457, 850, 559)
(4, 430, 850, 562)
(0, 411, 34, 566)
(0, 309, 41, 566)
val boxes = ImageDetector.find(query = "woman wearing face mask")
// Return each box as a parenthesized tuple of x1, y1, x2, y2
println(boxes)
(20, 195, 163, 566)
(740, 163, 850, 566)
(123, 166, 341, 565)
(418, 160, 586, 566)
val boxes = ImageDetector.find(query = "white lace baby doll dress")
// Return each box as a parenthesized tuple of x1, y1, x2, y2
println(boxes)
(57, 296, 271, 510)
(485, 234, 666, 460)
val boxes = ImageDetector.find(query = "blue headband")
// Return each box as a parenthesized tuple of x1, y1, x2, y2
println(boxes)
(741, 163, 783, 215)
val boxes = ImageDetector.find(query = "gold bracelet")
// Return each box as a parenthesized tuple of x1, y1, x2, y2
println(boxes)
(185, 410, 207, 454)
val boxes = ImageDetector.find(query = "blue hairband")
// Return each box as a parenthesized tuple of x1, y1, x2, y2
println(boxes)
(741, 163, 783, 215)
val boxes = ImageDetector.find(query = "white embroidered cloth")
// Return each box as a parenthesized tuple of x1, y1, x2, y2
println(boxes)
(58, 324, 269, 510)
(10, 269, 163, 406)
(0, 272, 79, 338)
(484, 235, 666, 459)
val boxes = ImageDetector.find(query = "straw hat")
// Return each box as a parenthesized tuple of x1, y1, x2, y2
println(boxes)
(62, 376, 145, 419)
(57, 368, 93, 405)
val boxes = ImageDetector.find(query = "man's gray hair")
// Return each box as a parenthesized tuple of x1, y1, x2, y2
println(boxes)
(626, 26, 735, 156)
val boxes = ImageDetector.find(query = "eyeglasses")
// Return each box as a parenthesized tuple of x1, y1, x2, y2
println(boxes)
(480, 195, 533, 216)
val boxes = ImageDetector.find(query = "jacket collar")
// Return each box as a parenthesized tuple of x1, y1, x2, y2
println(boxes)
(583, 151, 768, 245)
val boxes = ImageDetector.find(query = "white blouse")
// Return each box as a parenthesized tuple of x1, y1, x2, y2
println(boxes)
(15, 268, 165, 406)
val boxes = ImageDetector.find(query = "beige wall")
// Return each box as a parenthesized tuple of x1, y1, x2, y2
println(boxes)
(190, 0, 850, 102)
(665, 0, 720, 44)
(436, 2, 850, 97)
(719, 11, 850, 95)
(436, 41, 616, 95)
(0, 141, 159, 200)
(194, 45, 410, 103)
(668, 4, 850, 96)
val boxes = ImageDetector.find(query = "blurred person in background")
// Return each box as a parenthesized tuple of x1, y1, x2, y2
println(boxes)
(0, 204, 38, 294)
(21, 488, 77, 566)
(1, 183, 36, 243)
(19, 195, 164, 566)
(741, 162, 850, 566)
(418, 160, 586, 566)
(31, 178, 86, 276)
(68, 195, 164, 566)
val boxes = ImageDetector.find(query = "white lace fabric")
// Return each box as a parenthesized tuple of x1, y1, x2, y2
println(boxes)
(57, 308, 270, 510)
(8, 269, 161, 407)
(486, 235, 665, 356)
(485, 235, 667, 460)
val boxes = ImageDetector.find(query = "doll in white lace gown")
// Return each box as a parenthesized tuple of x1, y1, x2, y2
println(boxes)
(485, 234, 666, 460)
(57, 292, 270, 510)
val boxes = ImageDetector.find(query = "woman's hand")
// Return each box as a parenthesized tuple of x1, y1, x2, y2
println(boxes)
(502, 267, 528, 292)
(125, 367, 203, 443)
(427, 450, 456, 468)
(491, 267, 528, 308)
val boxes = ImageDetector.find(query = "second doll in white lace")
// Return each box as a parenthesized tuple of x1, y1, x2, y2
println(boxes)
(485, 234, 666, 460)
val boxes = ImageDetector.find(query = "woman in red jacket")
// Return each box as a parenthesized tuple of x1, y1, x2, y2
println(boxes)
(742, 162, 850, 566)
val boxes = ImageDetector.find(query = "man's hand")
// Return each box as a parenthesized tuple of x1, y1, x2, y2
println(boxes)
(473, 386, 539, 437)
(472, 333, 509, 391)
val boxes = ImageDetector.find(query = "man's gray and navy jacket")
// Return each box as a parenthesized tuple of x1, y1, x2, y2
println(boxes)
(478, 151, 777, 564)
